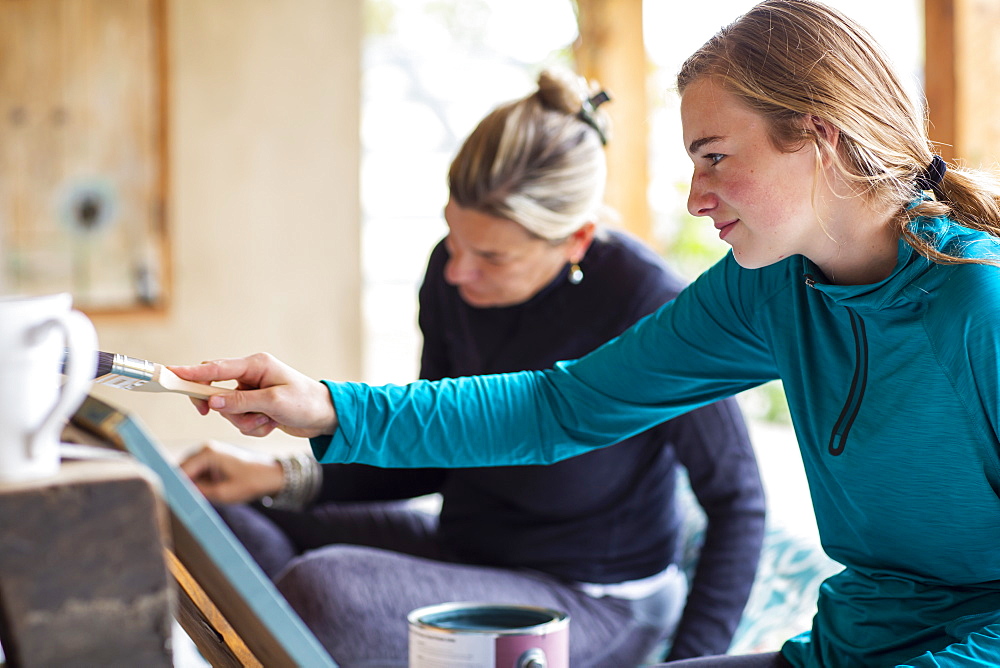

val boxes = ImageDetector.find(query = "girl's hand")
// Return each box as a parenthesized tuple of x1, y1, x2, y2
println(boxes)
(170, 353, 338, 439)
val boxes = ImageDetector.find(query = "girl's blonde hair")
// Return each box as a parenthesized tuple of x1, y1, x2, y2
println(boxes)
(448, 67, 611, 241)
(677, 0, 1000, 265)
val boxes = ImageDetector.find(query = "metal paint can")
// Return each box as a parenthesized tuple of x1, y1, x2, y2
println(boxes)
(407, 602, 569, 668)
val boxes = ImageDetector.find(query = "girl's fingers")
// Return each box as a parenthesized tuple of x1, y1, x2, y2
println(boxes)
(170, 357, 253, 384)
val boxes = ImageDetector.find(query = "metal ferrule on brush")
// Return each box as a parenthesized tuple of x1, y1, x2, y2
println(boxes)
(109, 354, 156, 381)
(92, 353, 157, 390)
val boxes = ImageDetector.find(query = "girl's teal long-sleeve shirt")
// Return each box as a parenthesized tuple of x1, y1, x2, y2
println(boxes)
(312, 215, 1000, 667)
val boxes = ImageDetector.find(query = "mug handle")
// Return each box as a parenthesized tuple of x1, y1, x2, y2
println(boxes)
(26, 310, 97, 458)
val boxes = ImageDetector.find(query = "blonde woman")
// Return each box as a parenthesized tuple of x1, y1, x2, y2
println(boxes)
(180, 68, 764, 667)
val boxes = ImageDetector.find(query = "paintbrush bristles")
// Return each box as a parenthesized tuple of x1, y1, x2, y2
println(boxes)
(60, 349, 114, 378)
(95, 350, 115, 378)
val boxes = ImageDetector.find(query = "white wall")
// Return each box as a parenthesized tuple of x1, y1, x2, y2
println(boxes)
(89, 0, 363, 452)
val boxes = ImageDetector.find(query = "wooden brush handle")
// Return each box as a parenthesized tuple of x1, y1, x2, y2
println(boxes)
(139, 365, 229, 399)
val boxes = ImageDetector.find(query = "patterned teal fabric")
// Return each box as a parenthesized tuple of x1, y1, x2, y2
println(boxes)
(728, 525, 840, 652)
(674, 469, 840, 654)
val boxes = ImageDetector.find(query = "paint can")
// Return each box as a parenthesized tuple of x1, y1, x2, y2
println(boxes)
(408, 602, 569, 668)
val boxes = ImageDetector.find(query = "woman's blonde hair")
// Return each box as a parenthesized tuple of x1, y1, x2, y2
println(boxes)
(677, 0, 1000, 265)
(448, 67, 611, 241)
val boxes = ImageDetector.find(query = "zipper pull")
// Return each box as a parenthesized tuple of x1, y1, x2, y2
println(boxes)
(804, 274, 817, 288)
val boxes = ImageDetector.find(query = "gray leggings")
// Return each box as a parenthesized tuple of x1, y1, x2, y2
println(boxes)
(217, 500, 687, 668)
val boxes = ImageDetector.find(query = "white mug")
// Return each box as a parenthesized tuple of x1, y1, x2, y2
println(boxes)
(0, 293, 97, 482)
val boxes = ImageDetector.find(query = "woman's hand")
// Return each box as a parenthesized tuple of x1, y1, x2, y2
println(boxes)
(179, 441, 285, 504)
(170, 353, 338, 439)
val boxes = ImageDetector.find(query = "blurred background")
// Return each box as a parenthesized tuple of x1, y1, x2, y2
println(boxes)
(2, 0, 997, 536)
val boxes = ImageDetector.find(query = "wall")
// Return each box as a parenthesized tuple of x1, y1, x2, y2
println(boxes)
(89, 0, 363, 452)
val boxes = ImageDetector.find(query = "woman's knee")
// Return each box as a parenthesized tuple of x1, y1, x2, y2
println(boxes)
(276, 546, 412, 663)
(277, 545, 375, 615)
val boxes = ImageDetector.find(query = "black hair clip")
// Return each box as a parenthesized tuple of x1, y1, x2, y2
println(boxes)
(578, 90, 611, 145)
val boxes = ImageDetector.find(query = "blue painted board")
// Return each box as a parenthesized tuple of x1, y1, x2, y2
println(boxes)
(72, 395, 337, 667)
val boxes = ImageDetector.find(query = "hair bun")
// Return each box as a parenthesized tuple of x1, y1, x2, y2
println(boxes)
(536, 66, 594, 114)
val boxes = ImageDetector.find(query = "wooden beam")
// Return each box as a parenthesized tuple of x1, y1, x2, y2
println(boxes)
(923, 0, 957, 162)
(925, 0, 1000, 168)
(573, 0, 652, 242)
(955, 0, 1000, 167)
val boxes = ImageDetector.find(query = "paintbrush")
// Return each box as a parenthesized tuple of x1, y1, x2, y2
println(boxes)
(67, 350, 228, 400)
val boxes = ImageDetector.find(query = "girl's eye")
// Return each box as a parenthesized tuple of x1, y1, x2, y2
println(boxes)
(706, 153, 725, 166)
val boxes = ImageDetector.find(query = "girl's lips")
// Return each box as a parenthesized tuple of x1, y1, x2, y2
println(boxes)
(716, 219, 739, 241)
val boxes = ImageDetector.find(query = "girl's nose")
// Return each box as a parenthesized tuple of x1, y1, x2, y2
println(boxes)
(687, 178, 718, 217)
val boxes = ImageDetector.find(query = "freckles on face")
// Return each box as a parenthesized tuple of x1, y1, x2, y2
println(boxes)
(727, 168, 811, 267)
(733, 166, 798, 227)
(682, 78, 821, 268)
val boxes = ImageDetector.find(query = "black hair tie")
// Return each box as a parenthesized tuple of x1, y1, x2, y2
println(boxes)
(915, 154, 947, 200)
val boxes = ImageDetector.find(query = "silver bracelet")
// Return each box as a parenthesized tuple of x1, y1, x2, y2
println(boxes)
(260, 452, 322, 510)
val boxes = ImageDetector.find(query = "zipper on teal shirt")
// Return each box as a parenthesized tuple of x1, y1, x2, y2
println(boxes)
(828, 308, 869, 455)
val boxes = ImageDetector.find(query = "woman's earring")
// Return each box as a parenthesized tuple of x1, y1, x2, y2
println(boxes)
(568, 262, 583, 285)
